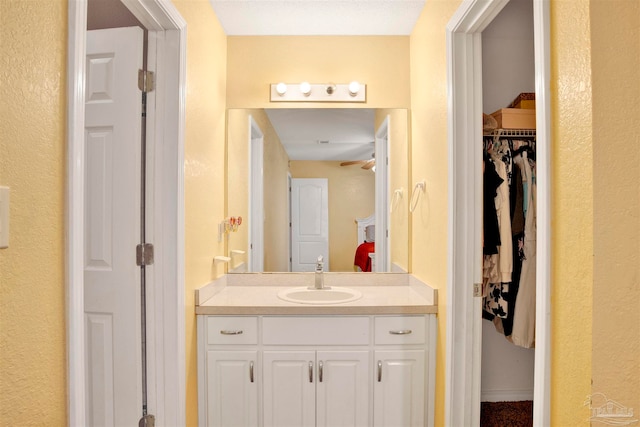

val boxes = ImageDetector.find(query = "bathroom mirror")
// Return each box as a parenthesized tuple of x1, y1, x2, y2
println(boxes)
(226, 108, 410, 273)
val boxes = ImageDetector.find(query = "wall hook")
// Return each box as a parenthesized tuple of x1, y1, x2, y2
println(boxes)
(410, 181, 426, 213)
(390, 187, 404, 213)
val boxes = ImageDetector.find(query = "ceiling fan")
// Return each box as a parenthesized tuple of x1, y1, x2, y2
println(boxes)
(340, 153, 375, 170)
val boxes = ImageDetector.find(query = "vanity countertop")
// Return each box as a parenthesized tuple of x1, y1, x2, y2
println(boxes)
(195, 273, 438, 315)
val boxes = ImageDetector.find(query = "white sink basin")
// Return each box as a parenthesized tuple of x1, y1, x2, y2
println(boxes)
(277, 286, 363, 305)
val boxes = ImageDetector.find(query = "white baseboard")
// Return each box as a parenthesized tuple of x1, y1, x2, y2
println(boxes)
(481, 389, 534, 402)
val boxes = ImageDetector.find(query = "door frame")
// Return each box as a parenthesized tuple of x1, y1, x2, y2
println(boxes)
(66, 0, 186, 425)
(374, 116, 390, 272)
(445, 0, 551, 425)
(248, 116, 265, 272)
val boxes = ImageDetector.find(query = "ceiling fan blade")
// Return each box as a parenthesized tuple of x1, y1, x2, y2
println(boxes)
(340, 160, 367, 166)
(361, 159, 375, 170)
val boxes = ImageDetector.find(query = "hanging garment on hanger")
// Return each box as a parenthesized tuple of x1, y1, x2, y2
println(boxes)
(483, 152, 513, 320)
(493, 155, 513, 283)
(500, 160, 525, 337)
(510, 152, 537, 348)
(483, 153, 503, 255)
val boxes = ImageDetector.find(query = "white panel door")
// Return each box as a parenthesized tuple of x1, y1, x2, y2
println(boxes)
(316, 351, 370, 427)
(206, 351, 258, 427)
(291, 178, 329, 272)
(374, 350, 426, 427)
(263, 351, 316, 427)
(84, 27, 143, 426)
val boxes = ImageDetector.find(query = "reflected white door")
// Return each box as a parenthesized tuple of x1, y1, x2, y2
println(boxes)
(291, 178, 329, 272)
(84, 27, 143, 426)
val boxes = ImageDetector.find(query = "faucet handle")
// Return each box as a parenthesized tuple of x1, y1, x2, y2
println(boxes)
(317, 255, 324, 263)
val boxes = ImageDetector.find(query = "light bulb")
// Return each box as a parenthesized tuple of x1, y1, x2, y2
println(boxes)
(299, 81, 311, 96)
(275, 82, 287, 95)
(348, 81, 360, 96)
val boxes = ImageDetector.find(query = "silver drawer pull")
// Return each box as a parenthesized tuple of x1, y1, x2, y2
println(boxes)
(319, 361, 324, 383)
(309, 361, 314, 383)
(220, 330, 243, 335)
(389, 329, 412, 335)
(377, 360, 382, 382)
(249, 361, 254, 383)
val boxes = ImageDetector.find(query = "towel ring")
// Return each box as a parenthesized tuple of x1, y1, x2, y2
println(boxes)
(409, 181, 425, 213)
(389, 188, 404, 213)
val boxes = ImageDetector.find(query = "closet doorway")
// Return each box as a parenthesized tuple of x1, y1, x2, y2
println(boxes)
(445, 0, 551, 425)
(480, 0, 536, 417)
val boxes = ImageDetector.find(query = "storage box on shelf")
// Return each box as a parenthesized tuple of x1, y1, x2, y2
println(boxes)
(490, 108, 536, 130)
(508, 92, 536, 109)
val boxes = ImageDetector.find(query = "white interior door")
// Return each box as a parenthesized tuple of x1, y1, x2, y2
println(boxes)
(84, 26, 143, 426)
(291, 178, 329, 272)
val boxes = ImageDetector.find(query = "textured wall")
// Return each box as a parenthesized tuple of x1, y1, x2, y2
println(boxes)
(591, 0, 640, 419)
(170, 1, 228, 425)
(0, 0, 67, 424)
(550, 0, 595, 423)
(408, 1, 462, 424)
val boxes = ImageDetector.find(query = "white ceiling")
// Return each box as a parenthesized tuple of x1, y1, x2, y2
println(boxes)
(209, 0, 426, 36)
(266, 109, 376, 161)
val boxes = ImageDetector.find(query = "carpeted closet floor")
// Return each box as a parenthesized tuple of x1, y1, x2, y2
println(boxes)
(480, 401, 533, 427)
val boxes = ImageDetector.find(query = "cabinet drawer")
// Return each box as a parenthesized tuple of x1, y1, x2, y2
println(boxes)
(374, 316, 426, 345)
(207, 316, 258, 345)
(263, 316, 370, 345)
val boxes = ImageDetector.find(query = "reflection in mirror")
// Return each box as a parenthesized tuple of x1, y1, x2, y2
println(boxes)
(226, 108, 409, 273)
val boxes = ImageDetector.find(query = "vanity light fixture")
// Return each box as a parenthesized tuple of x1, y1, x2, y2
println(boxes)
(269, 82, 366, 102)
(299, 81, 312, 96)
(275, 82, 287, 96)
(348, 81, 361, 96)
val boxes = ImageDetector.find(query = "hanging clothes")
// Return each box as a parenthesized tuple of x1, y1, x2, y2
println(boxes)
(500, 160, 525, 337)
(483, 152, 503, 255)
(483, 147, 513, 319)
(481, 133, 537, 348)
(510, 151, 537, 348)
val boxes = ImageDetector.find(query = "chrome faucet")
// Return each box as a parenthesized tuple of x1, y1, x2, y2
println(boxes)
(313, 255, 326, 290)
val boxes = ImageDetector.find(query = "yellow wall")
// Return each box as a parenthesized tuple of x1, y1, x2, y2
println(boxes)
(0, 0, 67, 425)
(549, 0, 595, 423)
(262, 116, 291, 272)
(226, 108, 291, 272)
(376, 109, 411, 272)
(590, 0, 640, 419)
(170, 1, 227, 425)
(409, 1, 461, 424)
(290, 161, 375, 272)
(226, 36, 410, 109)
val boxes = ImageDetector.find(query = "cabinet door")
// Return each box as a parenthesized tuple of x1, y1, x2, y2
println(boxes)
(263, 351, 316, 427)
(205, 350, 258, 427)
(374, 350, 426, 427)
(316, 350, 370, 427)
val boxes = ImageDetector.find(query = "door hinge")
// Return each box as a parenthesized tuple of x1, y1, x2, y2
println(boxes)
(136, 243, 154, 266)
(138, 70, 155, 93)
(473, 282, 483, 297)
(139, 414, 155, 427)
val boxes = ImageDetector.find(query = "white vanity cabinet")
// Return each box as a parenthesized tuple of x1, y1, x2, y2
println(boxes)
(263, 350, 370, 427)
(197, 314, 436, 427)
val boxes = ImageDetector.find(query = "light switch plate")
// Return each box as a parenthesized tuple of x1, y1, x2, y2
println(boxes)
(0, 186, 9, 248)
